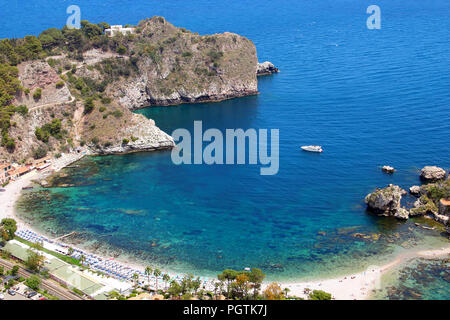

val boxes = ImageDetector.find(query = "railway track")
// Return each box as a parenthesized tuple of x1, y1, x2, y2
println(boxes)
(0, 258, 84, 300)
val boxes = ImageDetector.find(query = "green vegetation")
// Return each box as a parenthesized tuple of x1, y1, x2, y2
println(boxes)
(216, 268, 266, 300)
(55, 80, 65, 88)
(32, 146, 47, 159)
(11, 265, 19, 276)
(83, 97, 95, 114)
(33, 88, 42, 100)
(35, 118, 63, 142)
(309, 290, 332, 300)
(0, 218, 17, 241)
(182, 51, 193, 58)
(116, 44, 127, 55)
(25, 275, 41, 290)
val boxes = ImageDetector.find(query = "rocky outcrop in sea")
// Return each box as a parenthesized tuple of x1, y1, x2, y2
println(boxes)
(364, 184, 406, 217)
(257, 61, 279, 76)
(365, 166, 449, 225)
(420, 166, 446, 182)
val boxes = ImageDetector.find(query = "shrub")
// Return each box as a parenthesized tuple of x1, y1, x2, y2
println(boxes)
(116, 44, 127, 55)
(33, 146, 47, 159)
(83, 97, 94, 114)
(47, 58, 56, 67)
(182, 51, 192, 58)
(111, 110, 123, 118)
(25, 276, 41, 291)
(101, 96, 112, 104)
(15, 105, 28, 116)
(309, 290, 332, 300)
(122, 138, 129, 145)
(55, 80, 65, 88)
(33, 88, 42, 100)
(91, 137, 99, 145)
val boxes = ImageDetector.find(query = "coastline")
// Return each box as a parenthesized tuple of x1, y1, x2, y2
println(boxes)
(276, 246, 450, 300)
(1, 154, 449, 299)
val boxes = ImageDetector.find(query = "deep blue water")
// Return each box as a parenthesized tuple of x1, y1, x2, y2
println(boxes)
(5, 0, 450, 283)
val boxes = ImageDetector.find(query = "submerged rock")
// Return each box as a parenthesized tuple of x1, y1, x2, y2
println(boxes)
(382, 166, 395, 174)
(420, 166, 446, 182)
(257, 61, 279, 76)
(365, 184, 406, 216)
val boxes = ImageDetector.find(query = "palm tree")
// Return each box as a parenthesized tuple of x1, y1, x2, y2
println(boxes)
(284, 287, 290, 299)
(79, 254, 86, 266)
(153, 268, 161, 291)
(145, 266, 153, 289)
(68, 247, 74, 257)
(162, 273, 170, 291)
(132, 273, 139, 288)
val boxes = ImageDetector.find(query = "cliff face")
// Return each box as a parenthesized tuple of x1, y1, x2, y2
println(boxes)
(107, 17, 258, 110)
(80, 100, 174, 154)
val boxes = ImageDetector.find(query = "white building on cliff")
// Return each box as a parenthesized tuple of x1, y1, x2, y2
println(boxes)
(105, 25, 135, 37)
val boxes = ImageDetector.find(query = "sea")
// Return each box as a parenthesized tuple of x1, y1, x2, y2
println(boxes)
(3, 0, 449, 299)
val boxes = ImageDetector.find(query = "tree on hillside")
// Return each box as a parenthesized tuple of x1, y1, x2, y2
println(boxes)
(0, 218, 17, 241)
(38, 28, 64, 50)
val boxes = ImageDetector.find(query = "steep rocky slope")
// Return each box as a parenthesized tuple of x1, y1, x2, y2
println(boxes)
(104, 17, 258, 109)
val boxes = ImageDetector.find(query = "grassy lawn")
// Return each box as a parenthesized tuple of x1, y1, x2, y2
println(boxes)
(14, 236, 82, 266)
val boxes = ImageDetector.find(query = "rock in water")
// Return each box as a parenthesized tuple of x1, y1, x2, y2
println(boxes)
(394, 207, 410, 220)
(257, 61, 279, 76)
(409, 185, 421, 196)
(420, 166, 446, 182)
(365, 184, 407, 216)
(382, 166, 395, 174)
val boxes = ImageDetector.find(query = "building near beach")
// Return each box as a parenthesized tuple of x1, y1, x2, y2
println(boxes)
(7, 166, 31, 179)
(104, 25, 135, 37)
(0, 162, 12, 185)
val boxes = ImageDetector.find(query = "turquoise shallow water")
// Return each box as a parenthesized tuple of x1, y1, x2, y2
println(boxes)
(4, 0, 450, 293)
(372, 258, 450, 300)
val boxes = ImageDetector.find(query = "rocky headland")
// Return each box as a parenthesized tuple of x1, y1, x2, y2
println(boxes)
(0, 16, 278, 163)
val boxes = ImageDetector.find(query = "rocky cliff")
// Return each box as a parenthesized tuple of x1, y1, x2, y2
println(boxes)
(104, 17, 258, 110)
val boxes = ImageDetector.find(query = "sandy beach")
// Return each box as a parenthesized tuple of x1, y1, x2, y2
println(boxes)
(0, 152, 85, 229)
(277, 246, 450, 300)
(1, 152, 449, 299)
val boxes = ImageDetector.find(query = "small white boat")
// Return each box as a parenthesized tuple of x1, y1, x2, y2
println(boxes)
(301, 145, 323, 153)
